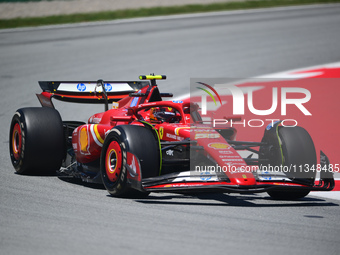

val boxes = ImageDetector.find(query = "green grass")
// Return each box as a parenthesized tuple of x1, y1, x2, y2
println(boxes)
(0, 0, 62, 2)
(0, 0, 339, 29)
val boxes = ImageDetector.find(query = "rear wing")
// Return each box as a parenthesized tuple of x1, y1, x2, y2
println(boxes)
(37, 80, 149, 104)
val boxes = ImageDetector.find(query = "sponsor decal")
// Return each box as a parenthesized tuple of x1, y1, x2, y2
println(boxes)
(172, 100, 183, 103)
(166, 133, 184, 141)
(192, 128, 216, 133)
(166, 133, 176, 140)
(208, 143, 231, 150)
(161, 183, 205, 188)
(166, 149, 174, 156)
(259, 171, 272, 180)
(72, 143, 77, 150)
(159, 126, 164, 139)
(59, 82, 131, 92)
(218, 150, 233, 154)
(89, 117, 101, 124)
(104, 83, 112, 92)
(222, 159, 244, 162)
(219, 155, 240, 158)
(130, 97, 139, 107)
(200, 172, 212, 181)
(127, 152, 138, 177)
(77, 83, 86, 92)
(225, 162, 247, 166)
(195, 133, 220, 139)
(112, 102, 119, 109)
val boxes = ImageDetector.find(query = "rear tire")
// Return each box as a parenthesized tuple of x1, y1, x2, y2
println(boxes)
(100, 125, 159, 197)
(265, 126, 316, 200)
(9, 107, 65, 175)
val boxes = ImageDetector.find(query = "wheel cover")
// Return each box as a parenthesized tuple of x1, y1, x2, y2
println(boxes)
(105, 141, 122, 182)
(12, 123, 22, 161)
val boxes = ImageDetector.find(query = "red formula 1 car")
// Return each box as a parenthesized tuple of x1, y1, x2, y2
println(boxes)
(9, 75, 334, 199)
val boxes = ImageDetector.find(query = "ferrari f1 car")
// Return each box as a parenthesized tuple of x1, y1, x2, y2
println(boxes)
(9, 75, 334, 199)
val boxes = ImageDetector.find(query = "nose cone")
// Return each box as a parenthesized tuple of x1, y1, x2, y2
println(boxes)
(229, 172, 256, 185)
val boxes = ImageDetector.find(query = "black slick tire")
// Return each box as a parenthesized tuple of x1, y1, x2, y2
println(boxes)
(9, 107, 65, 175)
(267, 126, 316, 200)
(100, 125, 159, 197)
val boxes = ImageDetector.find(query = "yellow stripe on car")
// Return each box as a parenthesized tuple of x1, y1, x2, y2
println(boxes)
(93, 124, 104, 144)
(139, 75, 166, 80)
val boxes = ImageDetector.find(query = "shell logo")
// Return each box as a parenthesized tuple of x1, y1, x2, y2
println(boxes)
(208, 143, 230, 150)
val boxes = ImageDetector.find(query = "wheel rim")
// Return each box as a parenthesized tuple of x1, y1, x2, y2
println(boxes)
(105, 141, 122, 182)
(12, 122, 22, 161)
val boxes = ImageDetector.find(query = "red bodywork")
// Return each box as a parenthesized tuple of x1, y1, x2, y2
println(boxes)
(68, 84, 254, 186)
(37, 78, 334, 194)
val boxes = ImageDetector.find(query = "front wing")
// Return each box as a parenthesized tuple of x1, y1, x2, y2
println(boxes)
(127, 169, 334, 194)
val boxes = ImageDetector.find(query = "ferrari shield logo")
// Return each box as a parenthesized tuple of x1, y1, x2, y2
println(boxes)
(159, 126, 164, 139)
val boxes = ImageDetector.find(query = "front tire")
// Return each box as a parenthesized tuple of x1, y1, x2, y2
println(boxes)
(263, 126, 316, 200)
(100, 125, 159, 197)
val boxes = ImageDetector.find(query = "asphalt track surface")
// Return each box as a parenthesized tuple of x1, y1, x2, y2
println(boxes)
(1, 4, 340, 255)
